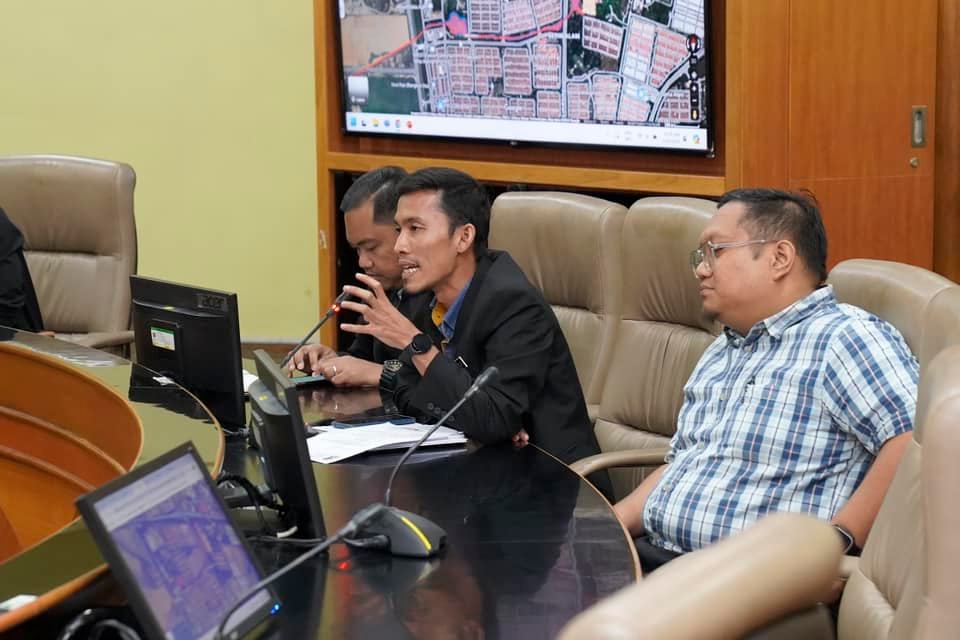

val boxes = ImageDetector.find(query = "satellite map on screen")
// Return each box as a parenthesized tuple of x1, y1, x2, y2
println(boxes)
(96, 455, 267, 640)
(338, 0, 709, 150)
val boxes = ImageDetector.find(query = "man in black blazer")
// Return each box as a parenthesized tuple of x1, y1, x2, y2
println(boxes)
(339, 167, 612, 499)
(286, 166, 430, 386)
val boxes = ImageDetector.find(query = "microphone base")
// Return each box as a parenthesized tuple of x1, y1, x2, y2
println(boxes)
(351, 507, 446, 558)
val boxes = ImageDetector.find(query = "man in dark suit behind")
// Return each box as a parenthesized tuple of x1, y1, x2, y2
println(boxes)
(0, 207, 43, 332)
(338, 167, 612, 499)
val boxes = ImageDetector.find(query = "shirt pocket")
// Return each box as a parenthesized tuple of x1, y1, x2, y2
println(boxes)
(729, 372, 823, 466)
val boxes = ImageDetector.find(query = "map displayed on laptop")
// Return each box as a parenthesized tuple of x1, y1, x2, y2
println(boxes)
(92, 453, 270, 640)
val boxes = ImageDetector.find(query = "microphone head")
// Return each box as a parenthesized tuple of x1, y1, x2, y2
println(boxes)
(463, 366, 499, 400)
(474, 366, 499, 388)
(330, 291, 350, 314)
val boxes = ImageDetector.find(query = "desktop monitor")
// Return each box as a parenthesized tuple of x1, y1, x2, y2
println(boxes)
(76, 442, 278, 640)
(130, 275, 245, 432)
(249, 349, 326, 540)
(335, 1, 712, 153)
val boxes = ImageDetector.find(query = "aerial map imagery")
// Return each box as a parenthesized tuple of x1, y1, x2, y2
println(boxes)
(338, 0, 709, 150)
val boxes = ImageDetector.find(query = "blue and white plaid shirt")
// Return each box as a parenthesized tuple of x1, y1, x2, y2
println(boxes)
(643, 286, 918, 553)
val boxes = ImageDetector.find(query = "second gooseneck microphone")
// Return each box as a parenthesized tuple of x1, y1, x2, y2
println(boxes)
(280, 291, 349, 369)
(347, 366, 500, 558)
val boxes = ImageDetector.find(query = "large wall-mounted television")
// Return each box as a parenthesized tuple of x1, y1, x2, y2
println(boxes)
(335, 0, 711, 153)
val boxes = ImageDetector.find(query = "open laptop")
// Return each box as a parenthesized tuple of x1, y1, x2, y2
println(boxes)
(76, 442, 279, 640)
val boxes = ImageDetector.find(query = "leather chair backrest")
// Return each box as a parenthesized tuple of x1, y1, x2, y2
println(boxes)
(918, 284, 960, 374)
(490, 192, 626, 418)
(0, 155, 137, 341)
(827, 258, 953, 361)
(838, 345, 960, 640)
(595, 197, 719, 499)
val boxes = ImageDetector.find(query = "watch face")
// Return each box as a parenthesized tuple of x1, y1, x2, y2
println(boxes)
(410, 333, 433, 354)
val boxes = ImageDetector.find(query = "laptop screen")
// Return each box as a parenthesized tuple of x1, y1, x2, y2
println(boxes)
(78, 444, 276, 640)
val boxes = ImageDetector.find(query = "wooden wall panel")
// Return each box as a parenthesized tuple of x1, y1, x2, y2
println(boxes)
(935, 0, 960, 281)
(792, 175, 935, 269)
(725, 0, 790, 189)
(788, 0, 937, 181)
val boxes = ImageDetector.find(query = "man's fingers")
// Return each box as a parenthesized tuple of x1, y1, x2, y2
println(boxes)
(354, 273, 385, 298)
(339, 300, 370, 315)
(342, 284, 374, 302)
(340, 322, 374, 335)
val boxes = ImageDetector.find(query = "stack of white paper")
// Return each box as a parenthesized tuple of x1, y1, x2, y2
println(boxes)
(306, 421, 466, 464)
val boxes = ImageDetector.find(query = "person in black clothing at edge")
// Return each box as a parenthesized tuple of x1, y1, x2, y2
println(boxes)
(338, 167, 613, 500)
(286, 166, 430, 386)
(0, 207, 43, 333)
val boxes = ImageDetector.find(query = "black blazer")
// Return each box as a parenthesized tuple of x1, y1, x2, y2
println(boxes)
(0, 207, 43, 332)
(392, 250, 612, 499)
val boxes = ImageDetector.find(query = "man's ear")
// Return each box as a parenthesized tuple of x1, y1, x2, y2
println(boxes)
(770, 239, 798, 281)
(456, 224, 476, 255)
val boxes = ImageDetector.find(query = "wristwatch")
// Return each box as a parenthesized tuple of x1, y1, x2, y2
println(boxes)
(379, 359, 403, 395)
(833, 524, 859, 555)
(400, 333, 434, 366)
(408, 333, 433, 355)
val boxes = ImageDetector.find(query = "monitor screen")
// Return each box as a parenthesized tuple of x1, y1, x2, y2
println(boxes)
(336, 1, 710, 153)
(130, 276, 245, 431)
(249, 349, 326, 540)
(76, 443, 276, 640)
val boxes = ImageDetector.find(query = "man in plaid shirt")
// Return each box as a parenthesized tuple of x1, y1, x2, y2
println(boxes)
(614, 188, 918, 572)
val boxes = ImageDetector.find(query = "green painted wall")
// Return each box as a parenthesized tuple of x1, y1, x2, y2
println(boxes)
(0, 0, 319, 340)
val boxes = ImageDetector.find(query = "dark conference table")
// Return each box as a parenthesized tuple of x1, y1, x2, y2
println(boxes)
(0, 330, 639, 638)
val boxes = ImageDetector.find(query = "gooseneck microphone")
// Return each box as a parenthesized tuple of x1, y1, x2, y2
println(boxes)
(347, 366, 500, 558)
(213, 503, 385, 640)
(384, 365, 499, 506)
(279, 291, 349, 368)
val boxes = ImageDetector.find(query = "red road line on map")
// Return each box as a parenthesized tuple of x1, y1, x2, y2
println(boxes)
(351, 30, 425, 76)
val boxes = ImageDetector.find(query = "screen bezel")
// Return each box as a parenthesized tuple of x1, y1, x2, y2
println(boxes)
(75, 442, 278, 640)
(251, 349, 327, 540)
(331, 1, 714, 156)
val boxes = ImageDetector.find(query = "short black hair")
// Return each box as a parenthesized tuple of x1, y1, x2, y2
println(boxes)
(717, 188, 828, 283)
(339, 166, 407, 225)
(396, 167, 490, 256)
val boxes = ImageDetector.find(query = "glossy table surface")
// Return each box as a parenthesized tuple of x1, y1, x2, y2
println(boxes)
(0, 330, 638, 638)
(0, 329, 223, 626)
(235, 441, 639, 639)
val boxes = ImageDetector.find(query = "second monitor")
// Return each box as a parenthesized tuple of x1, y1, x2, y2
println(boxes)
(249, 349, 326, 540)
(130, 275, 245, 432)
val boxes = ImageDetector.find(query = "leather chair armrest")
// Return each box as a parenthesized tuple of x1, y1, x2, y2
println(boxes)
(571, 447, 670, 476)
(558, 513, 842, 640)
(838, 554, 858, 579)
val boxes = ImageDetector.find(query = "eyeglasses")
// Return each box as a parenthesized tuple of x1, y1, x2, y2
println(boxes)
(689, 239, 770, 276)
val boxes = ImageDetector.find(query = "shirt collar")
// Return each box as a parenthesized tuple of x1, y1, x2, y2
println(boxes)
(433, 277, 473, 340)
(724, 285, 835, 344)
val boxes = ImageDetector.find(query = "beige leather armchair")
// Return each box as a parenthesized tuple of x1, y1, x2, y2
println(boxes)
(0, 155, 137, 352)
(827, 258, 953, 361)
(489, 191, 626, 421)
(558, 513, 842, 640)
(917, 284, 960, 375)
(575, 196, 718, 500)
(834, 344, 960, 639)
